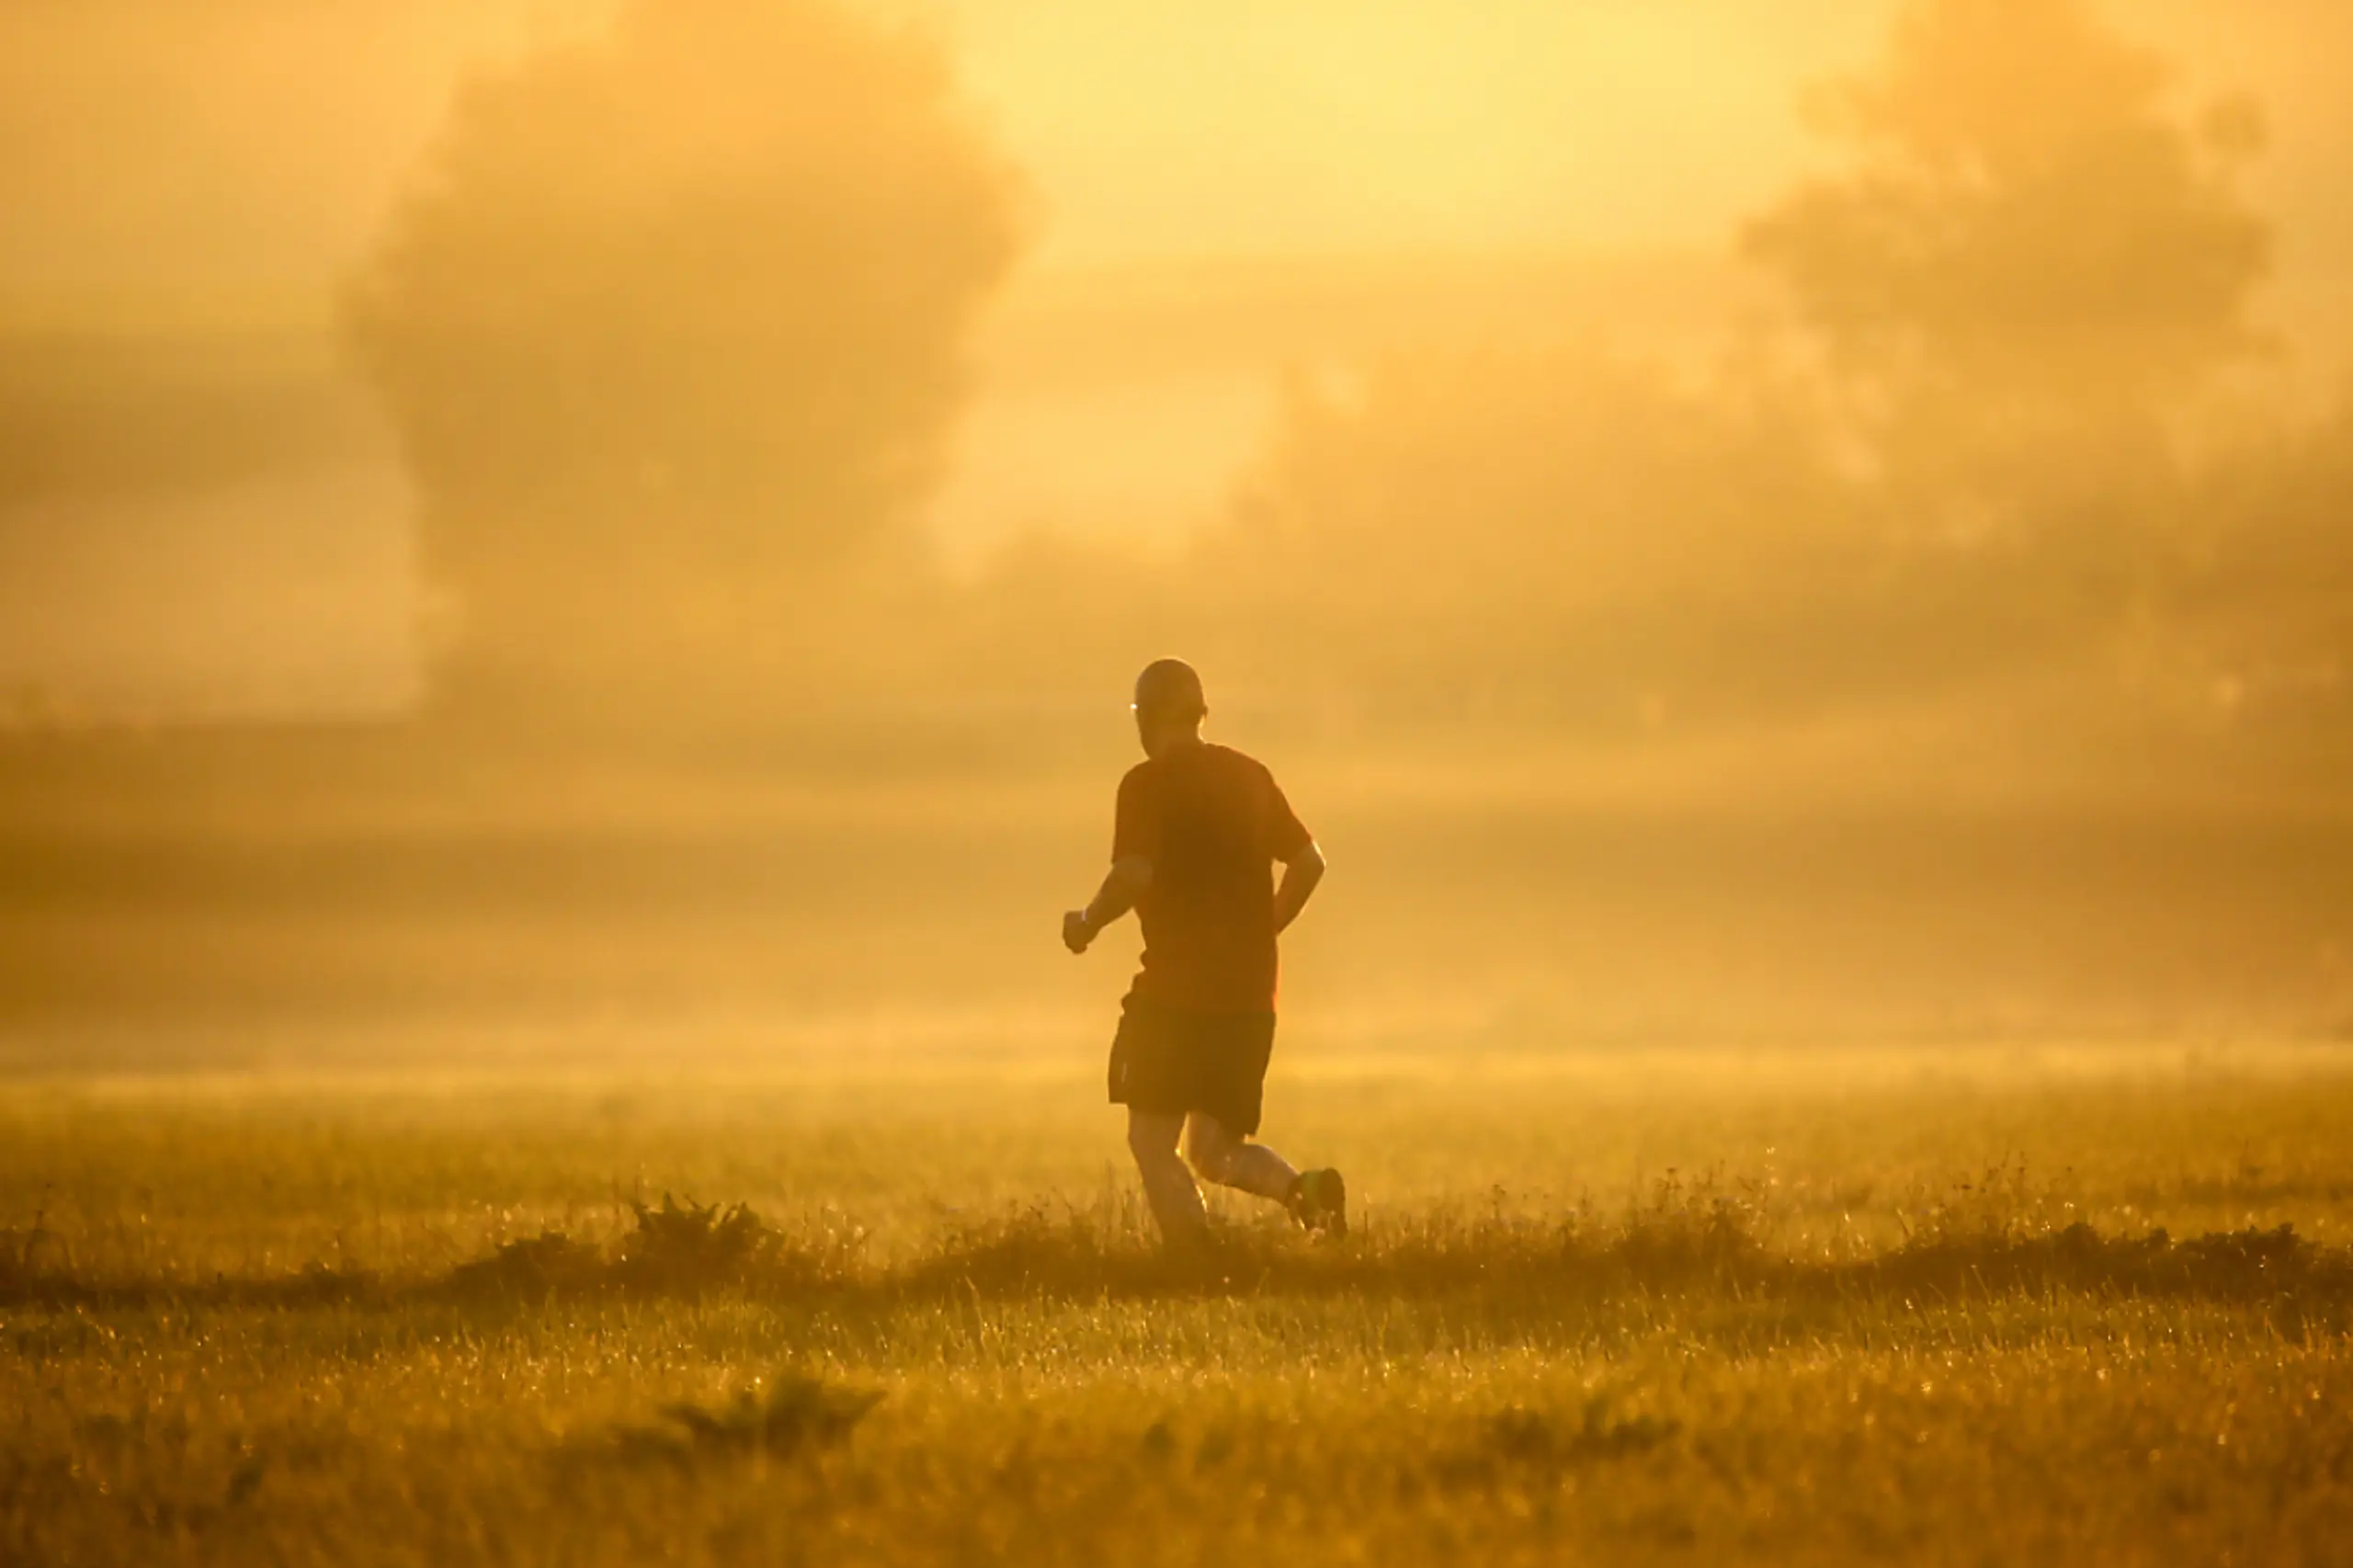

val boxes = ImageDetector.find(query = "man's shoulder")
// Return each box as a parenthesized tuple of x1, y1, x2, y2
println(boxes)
(1203, 742, 1271, 777)
(1123, 744, 1279, 794)
(1210, 744, 1286, 799)
(1116, 758, 1165, 811)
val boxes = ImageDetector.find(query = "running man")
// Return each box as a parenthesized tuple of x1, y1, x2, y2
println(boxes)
(1062, 658, 1347, 1245)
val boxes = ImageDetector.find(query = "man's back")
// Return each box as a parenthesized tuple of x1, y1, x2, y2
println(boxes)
(1114, 742, 1311, 1014)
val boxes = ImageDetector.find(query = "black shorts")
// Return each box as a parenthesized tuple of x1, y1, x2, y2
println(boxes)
(1107, 998, 1277, 1137)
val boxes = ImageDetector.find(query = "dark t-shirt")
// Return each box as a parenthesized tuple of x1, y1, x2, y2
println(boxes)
(1111, 742, 1311, 1014)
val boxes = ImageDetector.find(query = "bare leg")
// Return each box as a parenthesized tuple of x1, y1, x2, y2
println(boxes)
(1183, 1114, 1302, 1206)
(1126, 1109, 1209, 1244)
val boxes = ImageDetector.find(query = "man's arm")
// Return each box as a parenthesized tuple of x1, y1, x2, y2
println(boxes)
(1063, 856, 1153, 954)
(1272, 839, 1325, 935)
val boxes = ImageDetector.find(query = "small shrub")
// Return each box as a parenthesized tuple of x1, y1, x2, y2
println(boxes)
(620, 1193, 805, 1293)
(611, 1375, 884, 1469)
(445, 1231, 606, 1302)
(1606, 1171, 1767, 1285)
(1438, 1399, 1682, 1488)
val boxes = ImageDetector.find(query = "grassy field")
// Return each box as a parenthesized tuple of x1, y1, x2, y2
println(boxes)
(5, 1041, 2353, 1565)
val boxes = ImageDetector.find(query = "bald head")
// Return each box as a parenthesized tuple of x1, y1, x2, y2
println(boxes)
(1132, 658, 1208, 756)
(1134, 658, 1206, 717)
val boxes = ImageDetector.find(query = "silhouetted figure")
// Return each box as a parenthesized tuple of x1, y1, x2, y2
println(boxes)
(1063, 659, 1344, 1245)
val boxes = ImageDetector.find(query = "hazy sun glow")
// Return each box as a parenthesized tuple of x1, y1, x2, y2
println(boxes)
(0, 0, 2347, 1048)
(6, 16, 2353, 1562)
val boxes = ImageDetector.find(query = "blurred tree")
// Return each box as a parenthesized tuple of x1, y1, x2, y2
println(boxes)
(347, 0, 1022, 722)
(1744, 0, 2270, 534)
(2175, 400, 2353, 739)
(1202, 350, 1861, 729)
(1199, 1, 2290, 744)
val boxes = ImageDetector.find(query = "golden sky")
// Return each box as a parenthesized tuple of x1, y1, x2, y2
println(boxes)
(3, 1, 2346, 301)
(3, 1, 2347, 719)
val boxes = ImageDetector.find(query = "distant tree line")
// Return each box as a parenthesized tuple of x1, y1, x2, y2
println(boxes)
(980, 0, 2347, 776)
(347, 0, 2349, 782)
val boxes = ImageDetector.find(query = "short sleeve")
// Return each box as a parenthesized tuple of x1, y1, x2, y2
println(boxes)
(1111, 765, 1160, 864)
(1265, 768, 1312, 860)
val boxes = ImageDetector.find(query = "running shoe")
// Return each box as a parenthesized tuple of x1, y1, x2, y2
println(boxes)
(1289, 1168, 1348, 1238)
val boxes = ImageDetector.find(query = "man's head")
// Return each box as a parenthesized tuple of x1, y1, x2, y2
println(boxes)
(1132, 658, 1208, 757)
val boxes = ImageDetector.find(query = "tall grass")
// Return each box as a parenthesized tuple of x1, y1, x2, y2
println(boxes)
(6, 1059, 2352, 1564)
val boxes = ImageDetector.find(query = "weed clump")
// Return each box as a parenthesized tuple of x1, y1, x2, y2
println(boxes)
(0, 1218, 61, 1297)
(902, 1203, 1161, 1296)
(619, 1193, 824, 1294)
(1880, 1217, 2320, 1300)
(1435, 1399, 1683, 1490)
(1594, 1170, 1768, 1286)
(608, 1375, 883, 1469)
(445, 1231, 606, 1303)
(440, 1194, 836, 1304)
